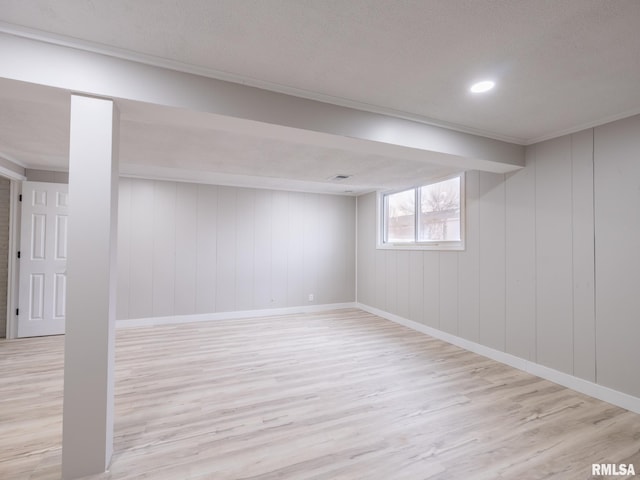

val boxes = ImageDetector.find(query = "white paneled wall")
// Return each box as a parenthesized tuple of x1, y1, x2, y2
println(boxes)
(478, 171, 506, 352)
(117, 178, 356, 320)
(422, 252, 439, 330)
(175, 183, 198, 314)
(458, 171, 480, 343)
(534, 136, 574, 374)
(571, 129, 596, 382)
(357, 114, 640, 399)
(594, 114, 640, 397)
(505, 157, 535, 362)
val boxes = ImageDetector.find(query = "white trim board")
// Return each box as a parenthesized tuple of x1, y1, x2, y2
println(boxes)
(116, 302, 357, 329)
(5, 179, 21, 339)
(357, 303, 640, 415)
(0, 164, 26, 181)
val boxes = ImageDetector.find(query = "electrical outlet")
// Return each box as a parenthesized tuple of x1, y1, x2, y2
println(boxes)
(308, 293, 314, 301)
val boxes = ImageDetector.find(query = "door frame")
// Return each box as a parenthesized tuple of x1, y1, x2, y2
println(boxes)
(0, 165, 26, 339)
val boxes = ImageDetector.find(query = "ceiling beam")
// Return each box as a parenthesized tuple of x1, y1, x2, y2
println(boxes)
(0, 32, 524, 174)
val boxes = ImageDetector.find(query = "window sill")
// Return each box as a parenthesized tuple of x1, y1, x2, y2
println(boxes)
(376, 242, 465, 252)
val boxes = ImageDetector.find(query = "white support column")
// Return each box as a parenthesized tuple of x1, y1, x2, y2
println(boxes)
(62, 95, 119, 479)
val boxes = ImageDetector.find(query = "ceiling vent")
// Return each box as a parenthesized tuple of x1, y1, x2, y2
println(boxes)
(329, 174, 351, 181)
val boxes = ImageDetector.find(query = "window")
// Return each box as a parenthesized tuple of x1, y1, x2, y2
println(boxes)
(379, 174, 464, 250)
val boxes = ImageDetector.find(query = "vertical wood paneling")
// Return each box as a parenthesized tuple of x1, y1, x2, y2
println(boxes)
(422, 252, 439, 328)
(571, 129, 595, 382)
(116, 178, 131, 320)
(594, 115, 640, 397)
(216, 187, 237, 312)
(319, 195, 355, 304)
(117, 180, 355, 321)
(408, 251, 424, 323)
(355, 195, 366, 305)
(439, 252, 458, 335)
(342, 196, 356, 302)
(128, 179, 154, 319)
(479, 172, 506, 352)
(535, 137, 574, 374)
(364, 197, 377, 307)
(357, 193, 376, 307)
(287, 192, 305, 306)
(321, 195, 355, 304)
(458, 170, 480, 343)
(505, 154, 536, 360)
(315, 195, 334, 305)
(271, 191, 289, 307)
(374, 249, 386, 311)
(195, 184, 217, 314)
(254, 189, 273, 308)
(152, 181, 176, 316)
(302, 194, 319, 305)
(234, 188, 255, 311)
(385, 250, 397, 315)
(395, 252, 410, 319)
(174, 183, 198, 315)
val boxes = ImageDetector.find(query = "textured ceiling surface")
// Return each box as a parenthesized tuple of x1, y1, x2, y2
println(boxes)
(1, 1, 639, 192)
(2, 0, 639, 143)
(0, 79, 451, 194)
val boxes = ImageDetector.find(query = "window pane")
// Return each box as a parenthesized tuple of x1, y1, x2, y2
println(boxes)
(386, 189, 415, 243)
(418, 177, 460, 242)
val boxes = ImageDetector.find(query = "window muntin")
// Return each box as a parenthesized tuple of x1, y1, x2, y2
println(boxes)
(379, 174, 464, 250)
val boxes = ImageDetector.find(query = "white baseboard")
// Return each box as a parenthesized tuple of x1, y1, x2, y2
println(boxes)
(116, 302, 358, 329)
(357, 303, 640, 415)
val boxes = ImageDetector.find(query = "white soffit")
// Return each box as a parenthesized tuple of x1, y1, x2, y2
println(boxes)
(0, 78, 465, 195)
(0, 44, 522, 195)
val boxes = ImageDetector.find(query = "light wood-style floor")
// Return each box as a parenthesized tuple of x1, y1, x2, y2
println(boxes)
(1, 309, 639, 479)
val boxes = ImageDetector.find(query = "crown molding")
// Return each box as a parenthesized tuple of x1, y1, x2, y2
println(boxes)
(524, 108, 640, 145)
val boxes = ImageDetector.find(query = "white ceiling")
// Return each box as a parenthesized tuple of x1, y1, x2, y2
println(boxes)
(1, 0, 640, 192)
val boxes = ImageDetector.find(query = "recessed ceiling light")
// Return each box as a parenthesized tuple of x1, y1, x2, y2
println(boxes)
(470, 80, 495, 93)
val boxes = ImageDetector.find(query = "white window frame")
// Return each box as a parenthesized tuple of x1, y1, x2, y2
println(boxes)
(377, 173, 465, 251)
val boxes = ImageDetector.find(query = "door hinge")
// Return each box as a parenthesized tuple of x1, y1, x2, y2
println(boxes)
(17, 251, 20, 259)
(16, 308, 19, 316)
(19, 194, 22, 202)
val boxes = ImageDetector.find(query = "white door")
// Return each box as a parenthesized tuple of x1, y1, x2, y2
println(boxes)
(17, 181, 69, 337)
